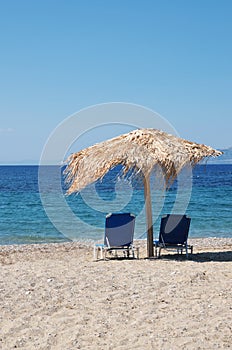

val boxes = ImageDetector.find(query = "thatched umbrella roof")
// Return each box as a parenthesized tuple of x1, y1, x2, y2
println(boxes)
(64, 128, 222, 257)
(65, 128, 221, 193)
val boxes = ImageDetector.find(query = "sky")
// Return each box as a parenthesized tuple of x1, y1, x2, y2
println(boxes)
(0, 0, 231, 164)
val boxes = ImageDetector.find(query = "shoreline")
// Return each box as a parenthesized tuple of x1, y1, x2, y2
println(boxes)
(0, 236, 232, 253)
(1, 237, 231, 267)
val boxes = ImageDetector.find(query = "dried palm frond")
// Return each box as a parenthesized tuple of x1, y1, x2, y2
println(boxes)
(64, 128, 222, 194)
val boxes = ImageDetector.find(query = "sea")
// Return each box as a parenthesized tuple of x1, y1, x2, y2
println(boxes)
(0, 164, 231, 245)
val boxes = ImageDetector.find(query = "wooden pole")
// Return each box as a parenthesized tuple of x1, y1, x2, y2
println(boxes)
(144, 175, 154, 257)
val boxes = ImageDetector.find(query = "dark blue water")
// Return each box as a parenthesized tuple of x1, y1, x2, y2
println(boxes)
(0, 165, 231, 245)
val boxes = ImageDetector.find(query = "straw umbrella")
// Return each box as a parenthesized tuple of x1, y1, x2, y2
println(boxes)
(64, 128, 222, 257)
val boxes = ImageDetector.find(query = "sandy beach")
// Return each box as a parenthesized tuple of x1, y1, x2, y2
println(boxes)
(0, 238, 231, 350)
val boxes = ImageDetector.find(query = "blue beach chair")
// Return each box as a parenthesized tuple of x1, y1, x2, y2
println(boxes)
(94, 213, 139, 260)
(154, 214, 193, 258)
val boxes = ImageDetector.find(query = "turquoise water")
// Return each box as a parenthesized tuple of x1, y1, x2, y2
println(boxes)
(0, 165, 231, 245)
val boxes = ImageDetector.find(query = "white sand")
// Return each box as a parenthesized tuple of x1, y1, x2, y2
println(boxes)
(0, 238, 231, 349)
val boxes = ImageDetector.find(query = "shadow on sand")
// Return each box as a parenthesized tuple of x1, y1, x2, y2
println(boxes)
(159, 250, 232, 262)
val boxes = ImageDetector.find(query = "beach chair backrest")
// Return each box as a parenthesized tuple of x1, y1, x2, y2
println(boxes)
(159, 214, 191, 245)
(104, 213, 135, 247)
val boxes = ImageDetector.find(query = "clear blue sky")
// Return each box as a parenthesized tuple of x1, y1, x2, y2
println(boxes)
(0, 0, 231, 163)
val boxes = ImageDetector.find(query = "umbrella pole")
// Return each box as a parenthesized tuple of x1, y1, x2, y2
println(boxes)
(144, 175, 154, 257)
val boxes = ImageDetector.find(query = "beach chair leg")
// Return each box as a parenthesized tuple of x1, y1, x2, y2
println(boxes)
(123, 250, 128, 258)
(131, 248, 134, 258)
(94, 246, 100, 260)
(99, 247, 103, 260)
(178, 247, 183, 255)
(154, 246, 157, 258)
(97, 248, 99, 260)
